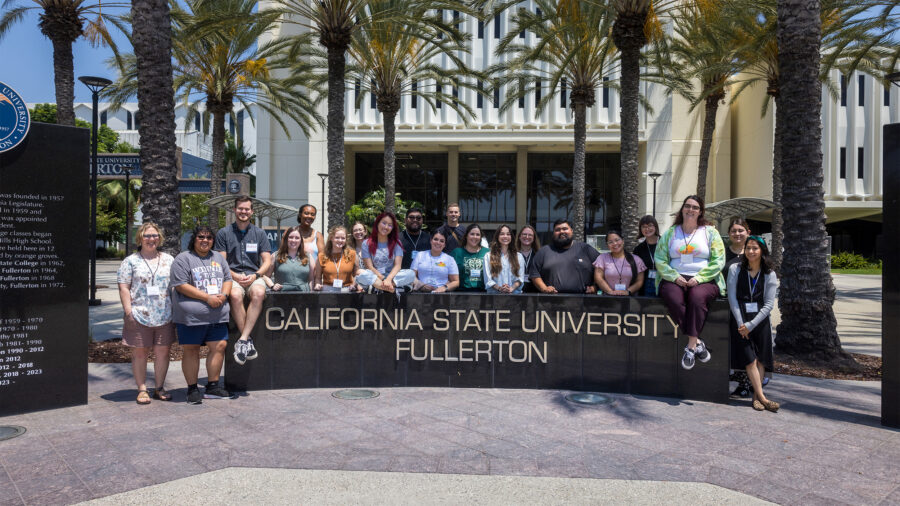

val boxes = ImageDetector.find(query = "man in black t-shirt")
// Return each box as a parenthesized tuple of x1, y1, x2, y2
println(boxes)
(529, 219, 599, 294)
(435, 203, 466, 253)
(400, 207, 431, 269)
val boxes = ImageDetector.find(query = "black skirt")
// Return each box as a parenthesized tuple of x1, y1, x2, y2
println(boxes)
(729, 268, 773, 371)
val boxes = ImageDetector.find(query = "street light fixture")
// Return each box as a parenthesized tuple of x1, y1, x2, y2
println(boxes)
(645, 172, 663, 217)
(79, 75, 112, 307)
(317, 172, 329, 235)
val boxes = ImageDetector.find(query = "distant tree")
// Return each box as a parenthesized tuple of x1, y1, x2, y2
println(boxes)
(346, 188, 422, 229)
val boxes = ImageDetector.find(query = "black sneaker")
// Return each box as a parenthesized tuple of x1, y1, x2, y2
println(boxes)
(187, 388, 203, 405)
(203, 383, 235, 399)
(694, 340, 711, 363)
(730, 384, 751, 398)
(245, 338, 258, 361)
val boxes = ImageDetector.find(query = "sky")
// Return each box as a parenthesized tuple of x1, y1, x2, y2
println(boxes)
(1, 8, 130, 103)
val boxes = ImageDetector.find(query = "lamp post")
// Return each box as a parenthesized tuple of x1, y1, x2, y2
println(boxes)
(124, 168, 132, 257)
(79, 75, 112, 307)
(645, 172, 663, 217)
(317, 172, 328, 235)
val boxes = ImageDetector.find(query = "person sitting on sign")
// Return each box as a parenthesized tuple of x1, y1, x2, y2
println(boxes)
(483, 225, 525, 294)
(727, 235, 779, 413)
(593, 229, 645, 296)
(452, 223, 490, 292)
(411, 230, 459, 293)
(528, 219, 599, 294)
(313, 226, 359, 292)
(262, 226, 311, 292)
(170, 225, 234, 404)
(357, 212, 416, 293)
(654, 195, 726, 371)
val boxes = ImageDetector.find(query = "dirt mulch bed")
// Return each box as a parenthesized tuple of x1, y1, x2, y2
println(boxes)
(89, 338, 208, 363)
(774, 352, 881, 381)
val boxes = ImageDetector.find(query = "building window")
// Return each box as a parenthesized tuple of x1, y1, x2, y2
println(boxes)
(478, 19, 484, 39)
(493, 86, 500, 109)
(411, 81, 418, 109)
(477, 81, 484, 109)
(535, 80, 541, 107)
(494, 14, 501, 39)
(237, 110, 244, 143)
(858, 74, 865, 106)
(527, 153, 621, 242)
(100, 110, 107, 126)
(840, 147, 846, 178)
(436, 84, 442, 109)
(453, 10, 460, 30)
(561, 78, 567, 108)
(370, 80, 377, 110)
(355, 153, 448, 230)
(602, 76, 609, 108)
(535, 8, 542, 38)
(134, 110, 140, 131)
(228, 115, 235, 137)
(886, 86, 891, 107)
(459, 153, 517, 223)
(127, 110, 133, 130)
(857, 147, 864, 179)
(354, 80, 361, 109)
(194, 114, 201, 132)
(437, 9, 443, 39)
(840, 75, 847, 106)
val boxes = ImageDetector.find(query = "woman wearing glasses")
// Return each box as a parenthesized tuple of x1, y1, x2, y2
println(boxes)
(593, 229, 645, 296)
(117, 223, 176, 405)
(654, 195, 726, 371)
(170, 225, 234, 404)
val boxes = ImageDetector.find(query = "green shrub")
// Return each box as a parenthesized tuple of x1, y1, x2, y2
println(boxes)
(831, 251, 878, 270)
(345, 188, 423, 229)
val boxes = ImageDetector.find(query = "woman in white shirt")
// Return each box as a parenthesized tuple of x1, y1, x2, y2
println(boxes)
(411, 231, 460, 292)
(484, 225, 525, 294)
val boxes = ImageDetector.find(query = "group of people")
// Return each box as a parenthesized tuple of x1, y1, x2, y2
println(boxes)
(117, 195, 778, 412)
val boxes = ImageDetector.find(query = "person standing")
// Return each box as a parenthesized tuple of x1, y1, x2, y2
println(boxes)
(654, 195, 726, 370)
(117, 223, 176, 404)
(452, 224, 490, 292)
(435, 203, 466, 253)
(723, 217, 753, 397)
(727, 236, 779, 412)
(297, 204, 326, 269)
(594, 229, 646, 296)
(170, 225, 234, 404)
(529, 219, 599, 294)
(400, 207, 431, 269)
(633, 215, 660, 296)
(214, 196, 272, 365)
(516, 225, 541, 293)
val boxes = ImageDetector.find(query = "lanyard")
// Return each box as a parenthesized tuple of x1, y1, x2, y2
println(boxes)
(522, 250, 532, 270)
(747, 271, 761, 298)
(644, 242, 655, 268)
(141, 253, 160, 285)
(405, 231, 422, 250)
(611, 254, 626, 280)
(678, 226, 700, 254)
(334, 254, 343, 281)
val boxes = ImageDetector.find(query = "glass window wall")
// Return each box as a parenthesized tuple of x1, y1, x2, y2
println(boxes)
(354, 153, 448, 231)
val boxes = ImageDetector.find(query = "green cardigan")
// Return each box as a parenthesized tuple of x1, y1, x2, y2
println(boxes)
(653, 225, 726, 295)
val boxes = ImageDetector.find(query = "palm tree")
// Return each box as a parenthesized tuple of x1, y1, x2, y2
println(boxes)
(130, 0, 180, 253)
(0, 0, 125, 125)
(347, 0, 478, 214)
(107, 0, 322, 227)
(773, 0, 849, 363)
(492, 0, 617, 242)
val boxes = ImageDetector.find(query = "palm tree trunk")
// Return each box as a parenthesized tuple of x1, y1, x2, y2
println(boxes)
(771, 92, 784, 273)
(50, 38, 76, 126)
(132, 0, 181, 253)
(208, 111, 226, 228)
(383, 108, 398, 215)
(613, 14, 645, 251)
(572, 101, 587, 242)
(774, 0, 850, 364)
(327, 45, 347, 229)
(696, 92, 722, 200)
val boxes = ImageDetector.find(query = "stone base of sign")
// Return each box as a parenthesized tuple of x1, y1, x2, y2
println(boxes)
(882, 123, 899, 428)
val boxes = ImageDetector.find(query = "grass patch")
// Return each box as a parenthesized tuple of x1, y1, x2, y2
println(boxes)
(832, 268, 882, 275)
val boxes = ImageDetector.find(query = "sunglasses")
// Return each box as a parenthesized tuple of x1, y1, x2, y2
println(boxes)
(407, 215, 423, 220)
(196, 235, 214, 240)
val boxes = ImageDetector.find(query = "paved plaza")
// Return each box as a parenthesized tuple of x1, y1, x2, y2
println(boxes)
(0, 261, 895, 505)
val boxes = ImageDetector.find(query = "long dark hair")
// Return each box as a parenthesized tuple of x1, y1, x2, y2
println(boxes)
(740, 236, 773, 274)
(488, 225, 520, 277)
(188, 225, 216, 252)
(275, 226, 309, 265)
(606, 229, 638, 278)
(368, 212, 402, 259)
(673, 195, 711, 227)
(464, 223, 482, 250)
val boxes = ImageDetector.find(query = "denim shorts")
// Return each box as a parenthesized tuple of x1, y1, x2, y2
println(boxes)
(176, 322, 228, 345)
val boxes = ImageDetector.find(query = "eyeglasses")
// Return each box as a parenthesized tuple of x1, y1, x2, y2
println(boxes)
(407, 215, 423, 221)
(683, 204, 701, 211)
(196, 235, 214, 240)
(142, 234, 160, 239)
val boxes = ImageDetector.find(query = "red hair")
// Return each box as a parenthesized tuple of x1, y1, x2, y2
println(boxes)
(367, 212, 403, 259)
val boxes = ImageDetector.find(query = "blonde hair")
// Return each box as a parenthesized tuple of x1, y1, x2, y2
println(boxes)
(134, 222, 164, 251)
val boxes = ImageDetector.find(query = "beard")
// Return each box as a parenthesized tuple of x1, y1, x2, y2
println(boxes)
(552, 235, 573, 249)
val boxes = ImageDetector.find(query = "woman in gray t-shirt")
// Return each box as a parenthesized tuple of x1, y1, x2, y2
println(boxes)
(169, 226, 234, 404)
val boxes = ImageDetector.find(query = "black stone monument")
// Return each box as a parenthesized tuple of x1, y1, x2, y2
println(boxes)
(0, 123, 89, 416)
(883, 123, 899, 428)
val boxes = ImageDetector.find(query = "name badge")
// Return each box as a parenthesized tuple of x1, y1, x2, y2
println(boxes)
(332, 279, 344, 288)
(614, 283, 627, 291)
(681, 254, 694, 265)
(648, 270, 657, 279)
(246, 243, 258, 253)
(146, 285, 161, 297)
(523, 274, 529, 282)
(410, 251, 418, 261)
(470, 268, 482, 278)
(745, 302, 759, 313)
(206, 284, 220, 295)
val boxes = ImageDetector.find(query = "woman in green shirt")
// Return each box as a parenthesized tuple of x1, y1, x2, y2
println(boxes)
(263, 227, 311, 292)
(452, 224, 489, 292)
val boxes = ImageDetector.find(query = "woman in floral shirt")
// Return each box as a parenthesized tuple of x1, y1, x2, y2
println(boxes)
(117, 223, 176, 404)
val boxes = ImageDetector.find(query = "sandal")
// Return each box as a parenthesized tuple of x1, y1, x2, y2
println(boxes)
(752, 399, 765, 411)
(136, 390, 151, 405)
(763, 400, 780, 413)
(152, 388, 172, 401)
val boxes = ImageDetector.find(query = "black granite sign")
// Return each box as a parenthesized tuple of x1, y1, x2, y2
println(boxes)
(883, 123, 899, 428)
(0, 123, 89, 416)
(225, 293, 731, 402)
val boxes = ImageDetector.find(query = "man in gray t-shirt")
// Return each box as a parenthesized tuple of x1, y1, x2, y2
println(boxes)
(528, 219, 599, 294)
